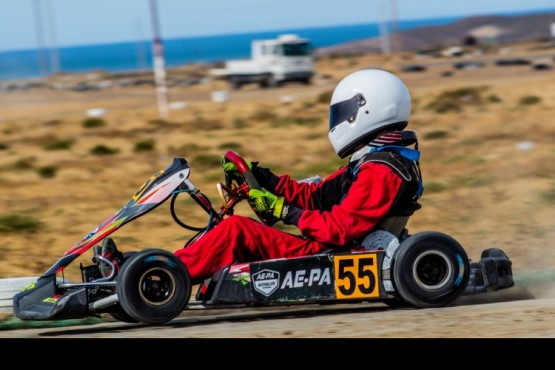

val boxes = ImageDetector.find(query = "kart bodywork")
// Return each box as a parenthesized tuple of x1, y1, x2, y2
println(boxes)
(13, 153, 514, 325)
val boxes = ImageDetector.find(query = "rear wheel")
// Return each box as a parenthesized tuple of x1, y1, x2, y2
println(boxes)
(267, 76, 281, 88)
(230, 78, 242, 90)
(382, 297, 413, 308)
(392, 231, 470, 308)
(117, 249, 191, 325)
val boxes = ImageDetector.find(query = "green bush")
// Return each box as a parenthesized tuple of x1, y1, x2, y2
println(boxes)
(192, 118, 223, 130)
(13, 157, 36, 170)
(37, 165, 58, 178)
(82, 117, 106, 128)
(0, 214, 43, 233)
(148, 119, 170, 126)
(217, 142, 242, 150)
(316, 90, 333, 104)
(90, 145, 120, 156)
(270, 116, 321, 128)
(249, 110, 278, 121)
(541, 184, 555, 203)
(425, 100, 461, 113)
(519, 96, 541, 106)
(44, 138, 74, 151)
(487, 94, 502, 103)
(0, 142, 8, 150)
(192, 154, 221, 168)
(421, 181, 445, 194)
(167, 143, 209, 156)
(133, 139, 156, 153)
(425, 86, 487, 113)
(424, 130, 449, 140)
(233, 118, 247, 129)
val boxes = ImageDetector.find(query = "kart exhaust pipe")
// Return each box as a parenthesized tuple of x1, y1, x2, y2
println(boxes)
(89, 293, 118, 311)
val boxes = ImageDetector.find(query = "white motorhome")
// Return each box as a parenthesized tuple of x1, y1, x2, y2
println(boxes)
(211, 34, 314, 89)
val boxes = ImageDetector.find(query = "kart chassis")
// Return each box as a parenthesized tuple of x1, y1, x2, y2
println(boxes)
(13, 152, 514, 325)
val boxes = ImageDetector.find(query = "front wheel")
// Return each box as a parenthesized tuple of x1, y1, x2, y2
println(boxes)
(117, 249, 191, 325)
(391, 231, 470, 308)
(107, 251, 140, 323)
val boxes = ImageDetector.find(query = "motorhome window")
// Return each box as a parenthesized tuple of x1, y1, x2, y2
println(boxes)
(261, 45, 278, 55)
(282, 42, 312, 56)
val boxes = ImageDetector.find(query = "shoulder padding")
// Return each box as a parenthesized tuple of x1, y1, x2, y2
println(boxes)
(358, 152, 413, 182)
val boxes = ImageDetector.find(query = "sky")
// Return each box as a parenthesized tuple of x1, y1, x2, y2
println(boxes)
(0, 0, 554, 52)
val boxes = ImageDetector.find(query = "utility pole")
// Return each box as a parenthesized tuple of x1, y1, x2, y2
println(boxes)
(44, 0, 60, 74)
(390, 0, 401, 54)
(32, 0, 49, 77)
(389, 0, 402, 72)
(149, 0, 170, 120)
(378, 0, 391, 55)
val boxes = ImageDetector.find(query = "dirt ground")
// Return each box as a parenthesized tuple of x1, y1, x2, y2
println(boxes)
(1, 41, 555, 337)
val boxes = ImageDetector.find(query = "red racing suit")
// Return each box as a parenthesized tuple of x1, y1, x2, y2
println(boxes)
(175, 148, 422, 285)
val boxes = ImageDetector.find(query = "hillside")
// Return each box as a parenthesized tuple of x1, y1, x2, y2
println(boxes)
(316, 12, 555, 56)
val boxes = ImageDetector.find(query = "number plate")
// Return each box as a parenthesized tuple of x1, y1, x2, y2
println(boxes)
(334, 253, 381, 299)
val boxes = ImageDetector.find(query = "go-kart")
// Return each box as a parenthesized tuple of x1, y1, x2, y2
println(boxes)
(13, 151, 514, 325)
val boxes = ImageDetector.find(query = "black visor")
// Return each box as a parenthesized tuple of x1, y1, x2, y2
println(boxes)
(329, 93, 366, 131)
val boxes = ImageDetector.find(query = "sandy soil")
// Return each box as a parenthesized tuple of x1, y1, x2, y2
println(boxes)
(1, 42, 555, 338)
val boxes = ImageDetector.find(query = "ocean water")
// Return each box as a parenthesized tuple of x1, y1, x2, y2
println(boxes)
(0, 11, 539, 82)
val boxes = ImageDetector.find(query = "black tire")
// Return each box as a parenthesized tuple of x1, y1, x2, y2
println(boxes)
(116, 249, 191, 325)
(108, 305, 140, 323)
(267, 76, 281, 88)
(391, 231, 470, 308)
(230, 78, 242, 90)
(107, 251, 140, 323)
(382, 297, 413, 309)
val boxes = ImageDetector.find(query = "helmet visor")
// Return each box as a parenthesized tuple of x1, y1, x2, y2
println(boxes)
(329, 93, 366, 131)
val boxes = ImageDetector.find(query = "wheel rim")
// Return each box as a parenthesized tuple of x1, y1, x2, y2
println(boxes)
(137, 267, 176, 306)
(412, 250, 452, 290)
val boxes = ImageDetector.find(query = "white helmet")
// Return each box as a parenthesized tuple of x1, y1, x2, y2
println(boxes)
(328, 69, 411, 158)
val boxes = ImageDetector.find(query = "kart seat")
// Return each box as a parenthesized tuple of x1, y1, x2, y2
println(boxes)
(359, 215, 410, 254)
(372, 215, 411, 239)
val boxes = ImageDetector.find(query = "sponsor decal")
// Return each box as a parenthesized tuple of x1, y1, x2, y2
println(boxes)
(252, 266, 333, 298)
(81, 226, 100, 243)
(280, 268, 331, 289)
(42, 294, 62, 303)
(231, 272, 251, 286)
(251, 256, 336, 301)
(252, 269, 279, 296)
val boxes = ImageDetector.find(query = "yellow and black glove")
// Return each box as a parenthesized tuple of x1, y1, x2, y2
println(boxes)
(221, 153, 280, 191)
(248, 188, 302, 226)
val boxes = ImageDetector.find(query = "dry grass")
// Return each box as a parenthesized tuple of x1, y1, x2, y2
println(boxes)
(1, 45, 555, 283)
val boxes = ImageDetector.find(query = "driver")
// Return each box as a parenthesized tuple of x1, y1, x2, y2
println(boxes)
(174, 69, 424, 285)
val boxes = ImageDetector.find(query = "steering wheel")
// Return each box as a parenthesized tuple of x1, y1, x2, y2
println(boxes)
(223, 150, 261, 189)
(223, 150, 275, 225)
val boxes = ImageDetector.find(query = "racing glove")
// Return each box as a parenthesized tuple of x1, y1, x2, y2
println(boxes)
(247, 188, 302, 226)
(221, 153, 251, 176)
(221, 154, 280, 191)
